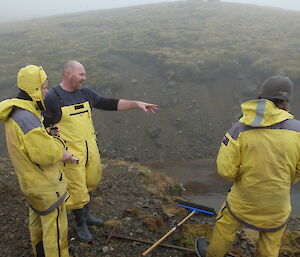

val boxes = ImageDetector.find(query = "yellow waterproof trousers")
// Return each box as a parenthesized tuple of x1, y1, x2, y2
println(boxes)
(207, 205, 285, 257)
(62, 137, 102, 210)
(29, 203, 69, 257)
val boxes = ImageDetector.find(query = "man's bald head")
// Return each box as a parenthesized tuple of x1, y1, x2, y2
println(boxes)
(63, 60, 84, 73)
(61, 60, 86, 91)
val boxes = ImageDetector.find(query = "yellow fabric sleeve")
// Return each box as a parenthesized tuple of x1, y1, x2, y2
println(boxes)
(216, 133, 241, 182)
(23, 127, 64, 166)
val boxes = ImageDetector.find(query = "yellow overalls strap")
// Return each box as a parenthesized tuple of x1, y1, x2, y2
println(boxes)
(55, 101, 96, 142)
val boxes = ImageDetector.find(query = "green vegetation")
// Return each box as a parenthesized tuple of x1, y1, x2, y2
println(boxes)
(173, 223, 213, 248)
(1, 1, 300, 90)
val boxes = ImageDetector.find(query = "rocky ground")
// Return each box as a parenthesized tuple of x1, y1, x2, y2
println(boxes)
(0, 157, 300, 257)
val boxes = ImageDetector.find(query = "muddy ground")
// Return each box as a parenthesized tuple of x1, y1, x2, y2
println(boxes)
(0, 157, 300, 257)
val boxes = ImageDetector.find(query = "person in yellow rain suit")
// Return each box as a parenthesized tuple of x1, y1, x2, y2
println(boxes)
(0, 65, 74, 257)
(195, 75, 300, 257)
(43, 60, 158, 243)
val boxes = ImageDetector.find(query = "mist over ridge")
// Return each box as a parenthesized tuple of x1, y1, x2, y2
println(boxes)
(1, 0, 300, 23)
(1, 0, 300, 161)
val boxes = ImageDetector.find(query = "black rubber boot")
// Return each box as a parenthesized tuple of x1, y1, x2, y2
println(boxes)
(73, 208, 94, 243)
(85, 202, 104, 226)
(194, 238, 208, 257)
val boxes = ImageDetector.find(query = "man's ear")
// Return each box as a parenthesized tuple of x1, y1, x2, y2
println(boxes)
(284, 100, 290, 111)
(64, 70, 72, 79)
(279, 100, 289, 111)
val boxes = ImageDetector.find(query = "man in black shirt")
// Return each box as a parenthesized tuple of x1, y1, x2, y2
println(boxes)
(43, 60, 158, 243)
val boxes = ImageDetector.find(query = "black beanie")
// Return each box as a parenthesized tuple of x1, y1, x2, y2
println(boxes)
(259, 75, 293, 101)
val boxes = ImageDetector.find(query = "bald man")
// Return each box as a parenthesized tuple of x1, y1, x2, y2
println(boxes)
(43, 60, 158, 243)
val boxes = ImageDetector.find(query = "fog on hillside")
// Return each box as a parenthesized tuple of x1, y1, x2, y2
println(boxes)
(1, 0, 300, 161)
(0, 0, 181, 23)
(223, 0, 300, 11)
(1, 0, 300, 23)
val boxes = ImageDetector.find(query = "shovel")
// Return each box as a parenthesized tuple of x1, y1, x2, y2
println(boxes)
(142, 200, 216, 256)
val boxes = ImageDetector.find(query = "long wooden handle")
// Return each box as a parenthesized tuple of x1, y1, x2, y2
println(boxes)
(142, 211, 196, 256)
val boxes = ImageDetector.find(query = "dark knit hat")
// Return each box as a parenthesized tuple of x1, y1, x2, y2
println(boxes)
(259, 75, 293, 101)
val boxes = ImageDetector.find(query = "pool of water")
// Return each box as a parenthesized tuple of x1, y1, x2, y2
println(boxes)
(143, 159, 300, 216)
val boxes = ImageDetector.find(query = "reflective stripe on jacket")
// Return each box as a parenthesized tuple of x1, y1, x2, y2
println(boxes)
(217, 99, 300, 230)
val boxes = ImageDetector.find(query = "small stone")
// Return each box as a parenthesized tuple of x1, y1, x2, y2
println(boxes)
(136, 228, 143, 233)
(102, 246, 109, 254)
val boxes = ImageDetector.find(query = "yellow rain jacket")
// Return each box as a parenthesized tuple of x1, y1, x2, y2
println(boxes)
(217, 99, 300, 231)
(0, 67, 67, 214)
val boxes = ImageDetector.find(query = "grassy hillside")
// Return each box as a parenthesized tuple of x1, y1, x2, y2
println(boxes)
(1, 0, 300, 160)
(1, 1, 300, 87)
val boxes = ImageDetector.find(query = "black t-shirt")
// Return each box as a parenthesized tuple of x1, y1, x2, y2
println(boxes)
(43, 85, 119, 127)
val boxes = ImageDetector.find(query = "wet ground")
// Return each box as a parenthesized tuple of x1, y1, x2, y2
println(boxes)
(1, 156, 299, 257)
(143, 159, 300, 216)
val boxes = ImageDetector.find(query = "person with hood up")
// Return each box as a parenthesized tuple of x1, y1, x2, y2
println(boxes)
(0, 65, 74, 257)
(43, 60, 158, 243)
(195, 75, 300, 257)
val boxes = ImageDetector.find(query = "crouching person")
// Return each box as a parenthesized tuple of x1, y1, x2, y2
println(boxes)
(0, 65, 74, 257)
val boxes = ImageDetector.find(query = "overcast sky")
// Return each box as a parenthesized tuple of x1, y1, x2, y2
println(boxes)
(222, 0, 300, 11)
(0, 0, 300, 23)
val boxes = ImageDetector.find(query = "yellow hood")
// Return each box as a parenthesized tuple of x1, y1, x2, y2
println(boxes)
(239, 99, 293, 127)
(0, 98, 40, 122)
(17, 65, 47, 110)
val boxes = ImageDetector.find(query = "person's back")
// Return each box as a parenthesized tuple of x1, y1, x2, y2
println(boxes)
(195, 75, 300, 257)
(219, 98, 300, 230)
